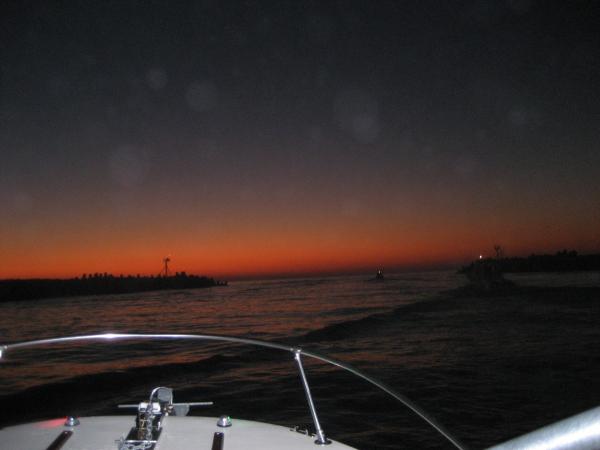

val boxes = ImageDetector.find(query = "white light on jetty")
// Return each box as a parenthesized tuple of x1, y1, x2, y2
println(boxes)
(479, 255, 483, 259)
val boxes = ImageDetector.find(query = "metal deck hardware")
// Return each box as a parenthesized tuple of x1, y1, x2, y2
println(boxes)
(217, 415, 232, 427)
(64, 416, 80, 427)
(294, 350, 331, 445)
(1, 333, 466, 450)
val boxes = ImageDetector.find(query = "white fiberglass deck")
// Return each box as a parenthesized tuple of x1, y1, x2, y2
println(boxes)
(0, 415, 358, 450)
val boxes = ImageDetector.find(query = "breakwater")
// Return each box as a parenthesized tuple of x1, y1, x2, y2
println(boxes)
(0, 273, 227, 303)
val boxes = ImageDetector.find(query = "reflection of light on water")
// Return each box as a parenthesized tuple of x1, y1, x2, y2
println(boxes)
(505, 271, 600, 287)
(0, 272, 464, 395)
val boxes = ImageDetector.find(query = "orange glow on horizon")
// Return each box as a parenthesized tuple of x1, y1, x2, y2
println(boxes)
(3, 222, 598, 280)
(2, 188, 599, 280)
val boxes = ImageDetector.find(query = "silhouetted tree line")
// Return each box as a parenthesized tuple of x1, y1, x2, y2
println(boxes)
(0, 272, 227, 303)
(460, 250, 600, 275)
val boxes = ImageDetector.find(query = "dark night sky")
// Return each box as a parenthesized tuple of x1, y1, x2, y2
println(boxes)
(2, 1, 600, 278)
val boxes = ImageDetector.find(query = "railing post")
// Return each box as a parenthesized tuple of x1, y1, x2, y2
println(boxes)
(1, 333, 466, 449)
(294, 349, 331, 445)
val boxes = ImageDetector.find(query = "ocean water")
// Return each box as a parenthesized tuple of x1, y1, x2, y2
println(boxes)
(1, 270, 599, 449)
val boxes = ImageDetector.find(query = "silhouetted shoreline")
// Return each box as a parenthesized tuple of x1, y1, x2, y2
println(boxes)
(0, 273, 227, 303)
(458, 251, 600, 292)
(460, 251, 600, 274)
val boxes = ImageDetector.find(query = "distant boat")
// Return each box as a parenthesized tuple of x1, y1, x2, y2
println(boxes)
(367, 269, 385, 282)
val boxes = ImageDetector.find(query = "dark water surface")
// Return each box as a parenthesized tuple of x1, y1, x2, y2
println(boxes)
(1, 271, 599, 449)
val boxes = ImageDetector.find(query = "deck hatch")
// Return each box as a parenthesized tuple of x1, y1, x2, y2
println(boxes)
(46, 430, 73, 450)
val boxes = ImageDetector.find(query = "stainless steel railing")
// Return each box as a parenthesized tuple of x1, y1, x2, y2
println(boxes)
(0, 332, 465, 449)
(485, 406, 600, 450)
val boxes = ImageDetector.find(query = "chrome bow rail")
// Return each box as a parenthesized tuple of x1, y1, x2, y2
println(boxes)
(0, 332, 464, 449)
(5, 334, 599, 449)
